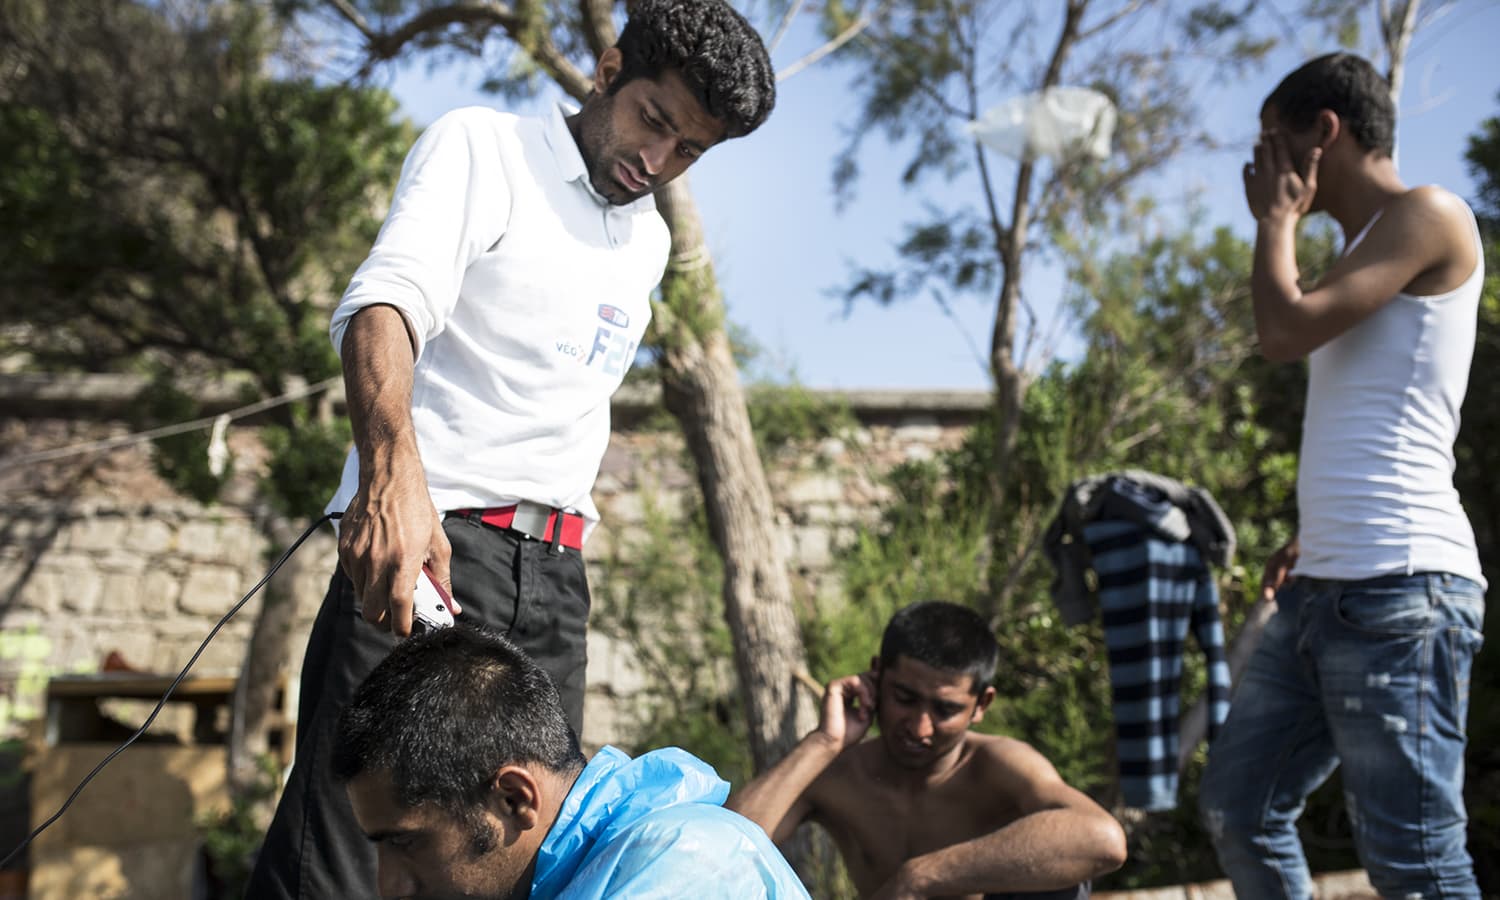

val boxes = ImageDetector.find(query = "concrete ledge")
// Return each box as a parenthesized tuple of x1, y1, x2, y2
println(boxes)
(0, 373, 991, 426)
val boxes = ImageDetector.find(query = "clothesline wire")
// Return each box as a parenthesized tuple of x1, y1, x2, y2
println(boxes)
(0, 376, 342, 474)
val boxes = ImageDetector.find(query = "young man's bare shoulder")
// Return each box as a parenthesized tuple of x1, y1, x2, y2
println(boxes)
(964, 732, 1058, 782)
(810, 739, 880, 791)
(799, 740, 883, 820)
(964, 731, 1032, 758)
(1381, 185, 1478, 289)
(1393, 184, 1472, 229)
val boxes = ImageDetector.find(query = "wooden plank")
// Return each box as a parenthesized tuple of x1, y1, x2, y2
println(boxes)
(46, 676, 238, 698)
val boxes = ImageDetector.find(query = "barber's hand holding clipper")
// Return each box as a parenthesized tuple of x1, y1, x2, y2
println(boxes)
(336, 307, 461, 638)
(339, 449, 460, 637)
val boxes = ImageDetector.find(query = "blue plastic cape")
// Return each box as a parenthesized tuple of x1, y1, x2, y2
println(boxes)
(530, 746, 811, 899)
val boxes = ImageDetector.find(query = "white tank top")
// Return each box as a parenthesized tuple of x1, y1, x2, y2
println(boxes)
(1295, 191, 1486, 588)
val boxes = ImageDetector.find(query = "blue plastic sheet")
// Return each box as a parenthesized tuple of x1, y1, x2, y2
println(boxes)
(531, 746, 811, 899)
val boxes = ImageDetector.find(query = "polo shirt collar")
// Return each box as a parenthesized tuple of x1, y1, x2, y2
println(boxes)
(544, 101, 656, 213)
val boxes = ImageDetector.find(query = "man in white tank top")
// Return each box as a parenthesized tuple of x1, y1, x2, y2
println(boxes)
(1199, 53, 1487, 899)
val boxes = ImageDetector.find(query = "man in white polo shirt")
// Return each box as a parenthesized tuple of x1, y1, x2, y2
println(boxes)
(247, 3, 776, 896)
(1199, 53, 1486, 899)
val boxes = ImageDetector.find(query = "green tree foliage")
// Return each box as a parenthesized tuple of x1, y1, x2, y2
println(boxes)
(0, 0, 409, 516)
(0, 0, 413, 845)
(821, 0, 1410, 615)
(821, 0, 1291, 612)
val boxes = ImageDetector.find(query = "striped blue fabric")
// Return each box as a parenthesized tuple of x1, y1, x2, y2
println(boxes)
(1083, 519, 1231, 811)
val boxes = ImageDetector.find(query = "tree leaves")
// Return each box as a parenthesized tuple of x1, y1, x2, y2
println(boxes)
(0, 0, 409, 508)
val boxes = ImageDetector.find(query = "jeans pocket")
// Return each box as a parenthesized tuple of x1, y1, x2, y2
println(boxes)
(1428, 621, 1488, 741)
(1444, 624, 1485, 713)
(1332, 584, 1434, 636)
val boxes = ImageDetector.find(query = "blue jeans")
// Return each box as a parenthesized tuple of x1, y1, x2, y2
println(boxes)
(1199, 572, 1485, 899)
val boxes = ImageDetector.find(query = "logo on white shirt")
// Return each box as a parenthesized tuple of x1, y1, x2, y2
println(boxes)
(598, 304, 630, 329)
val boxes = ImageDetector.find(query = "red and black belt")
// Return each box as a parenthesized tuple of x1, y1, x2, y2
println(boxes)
(449, 501, 585, 552)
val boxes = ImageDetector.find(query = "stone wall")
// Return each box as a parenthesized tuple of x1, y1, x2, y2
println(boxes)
(0, 379, 986, 751)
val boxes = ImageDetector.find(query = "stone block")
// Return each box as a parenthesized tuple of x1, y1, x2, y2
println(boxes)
(894, 414, 942, 441)
(174, 520, 222, 560)
(792, 526, 834, 570)
(99, 571, 146, 614)
(92, 619, 160, 674)
(775, 529, 795, 564)
(126, 519, 175, 554)
(93, 549, 148, 575)
(47, 568, 104, 615)
(599, 492, 647, 526)
(139, 567, 183, 618)
(581, 687, 648, 753)
(585, 630, 648, 698)
(0, 511, 65, 548)
(219, 521, 263, 566)
(55, 626, 106, 673)
(154, 618, 252, 676)
(178, 565, 248, 618)
(783, 474, 846, 506)
(818, 437, 847, 458)
(62, 515, 130, 553)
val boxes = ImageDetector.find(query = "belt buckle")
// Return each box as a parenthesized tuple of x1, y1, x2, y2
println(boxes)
(510, 500, 552, 540)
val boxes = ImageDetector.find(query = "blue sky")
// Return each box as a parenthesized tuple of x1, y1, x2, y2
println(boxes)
(370, 2, 1500, 390)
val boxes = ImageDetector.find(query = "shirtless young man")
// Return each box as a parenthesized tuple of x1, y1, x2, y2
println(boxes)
(729, 601, 1127, 900)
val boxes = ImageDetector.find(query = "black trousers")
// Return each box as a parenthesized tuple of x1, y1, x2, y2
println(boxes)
(243, 514, 591, 899)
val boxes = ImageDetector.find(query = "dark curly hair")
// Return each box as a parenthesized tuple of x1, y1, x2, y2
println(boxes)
(1264, 52, 1395, 157)
(612, 0, 775, 139)
(880, 601, 998, 695)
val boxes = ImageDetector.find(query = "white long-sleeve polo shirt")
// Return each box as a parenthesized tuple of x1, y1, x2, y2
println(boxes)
(325, 104, 669, 539)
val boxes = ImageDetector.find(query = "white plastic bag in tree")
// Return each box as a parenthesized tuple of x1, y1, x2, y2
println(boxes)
(965, 86, 1116, 163)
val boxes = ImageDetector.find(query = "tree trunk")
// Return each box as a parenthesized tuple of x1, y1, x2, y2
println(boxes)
(985, 243, 1029, 617)
(653, 176, 818, 772)
(983, 0, 1086, 618)
(1381, 0, 1421, 106)
(229, 516, 316, 804)
(1380, 0, 1422, 164)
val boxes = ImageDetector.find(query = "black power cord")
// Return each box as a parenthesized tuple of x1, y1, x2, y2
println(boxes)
(0, 510, 342, 870)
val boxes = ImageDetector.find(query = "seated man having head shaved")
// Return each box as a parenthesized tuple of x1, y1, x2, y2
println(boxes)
(729, 601, 1127, 900)
(332, 625, 810, 899)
